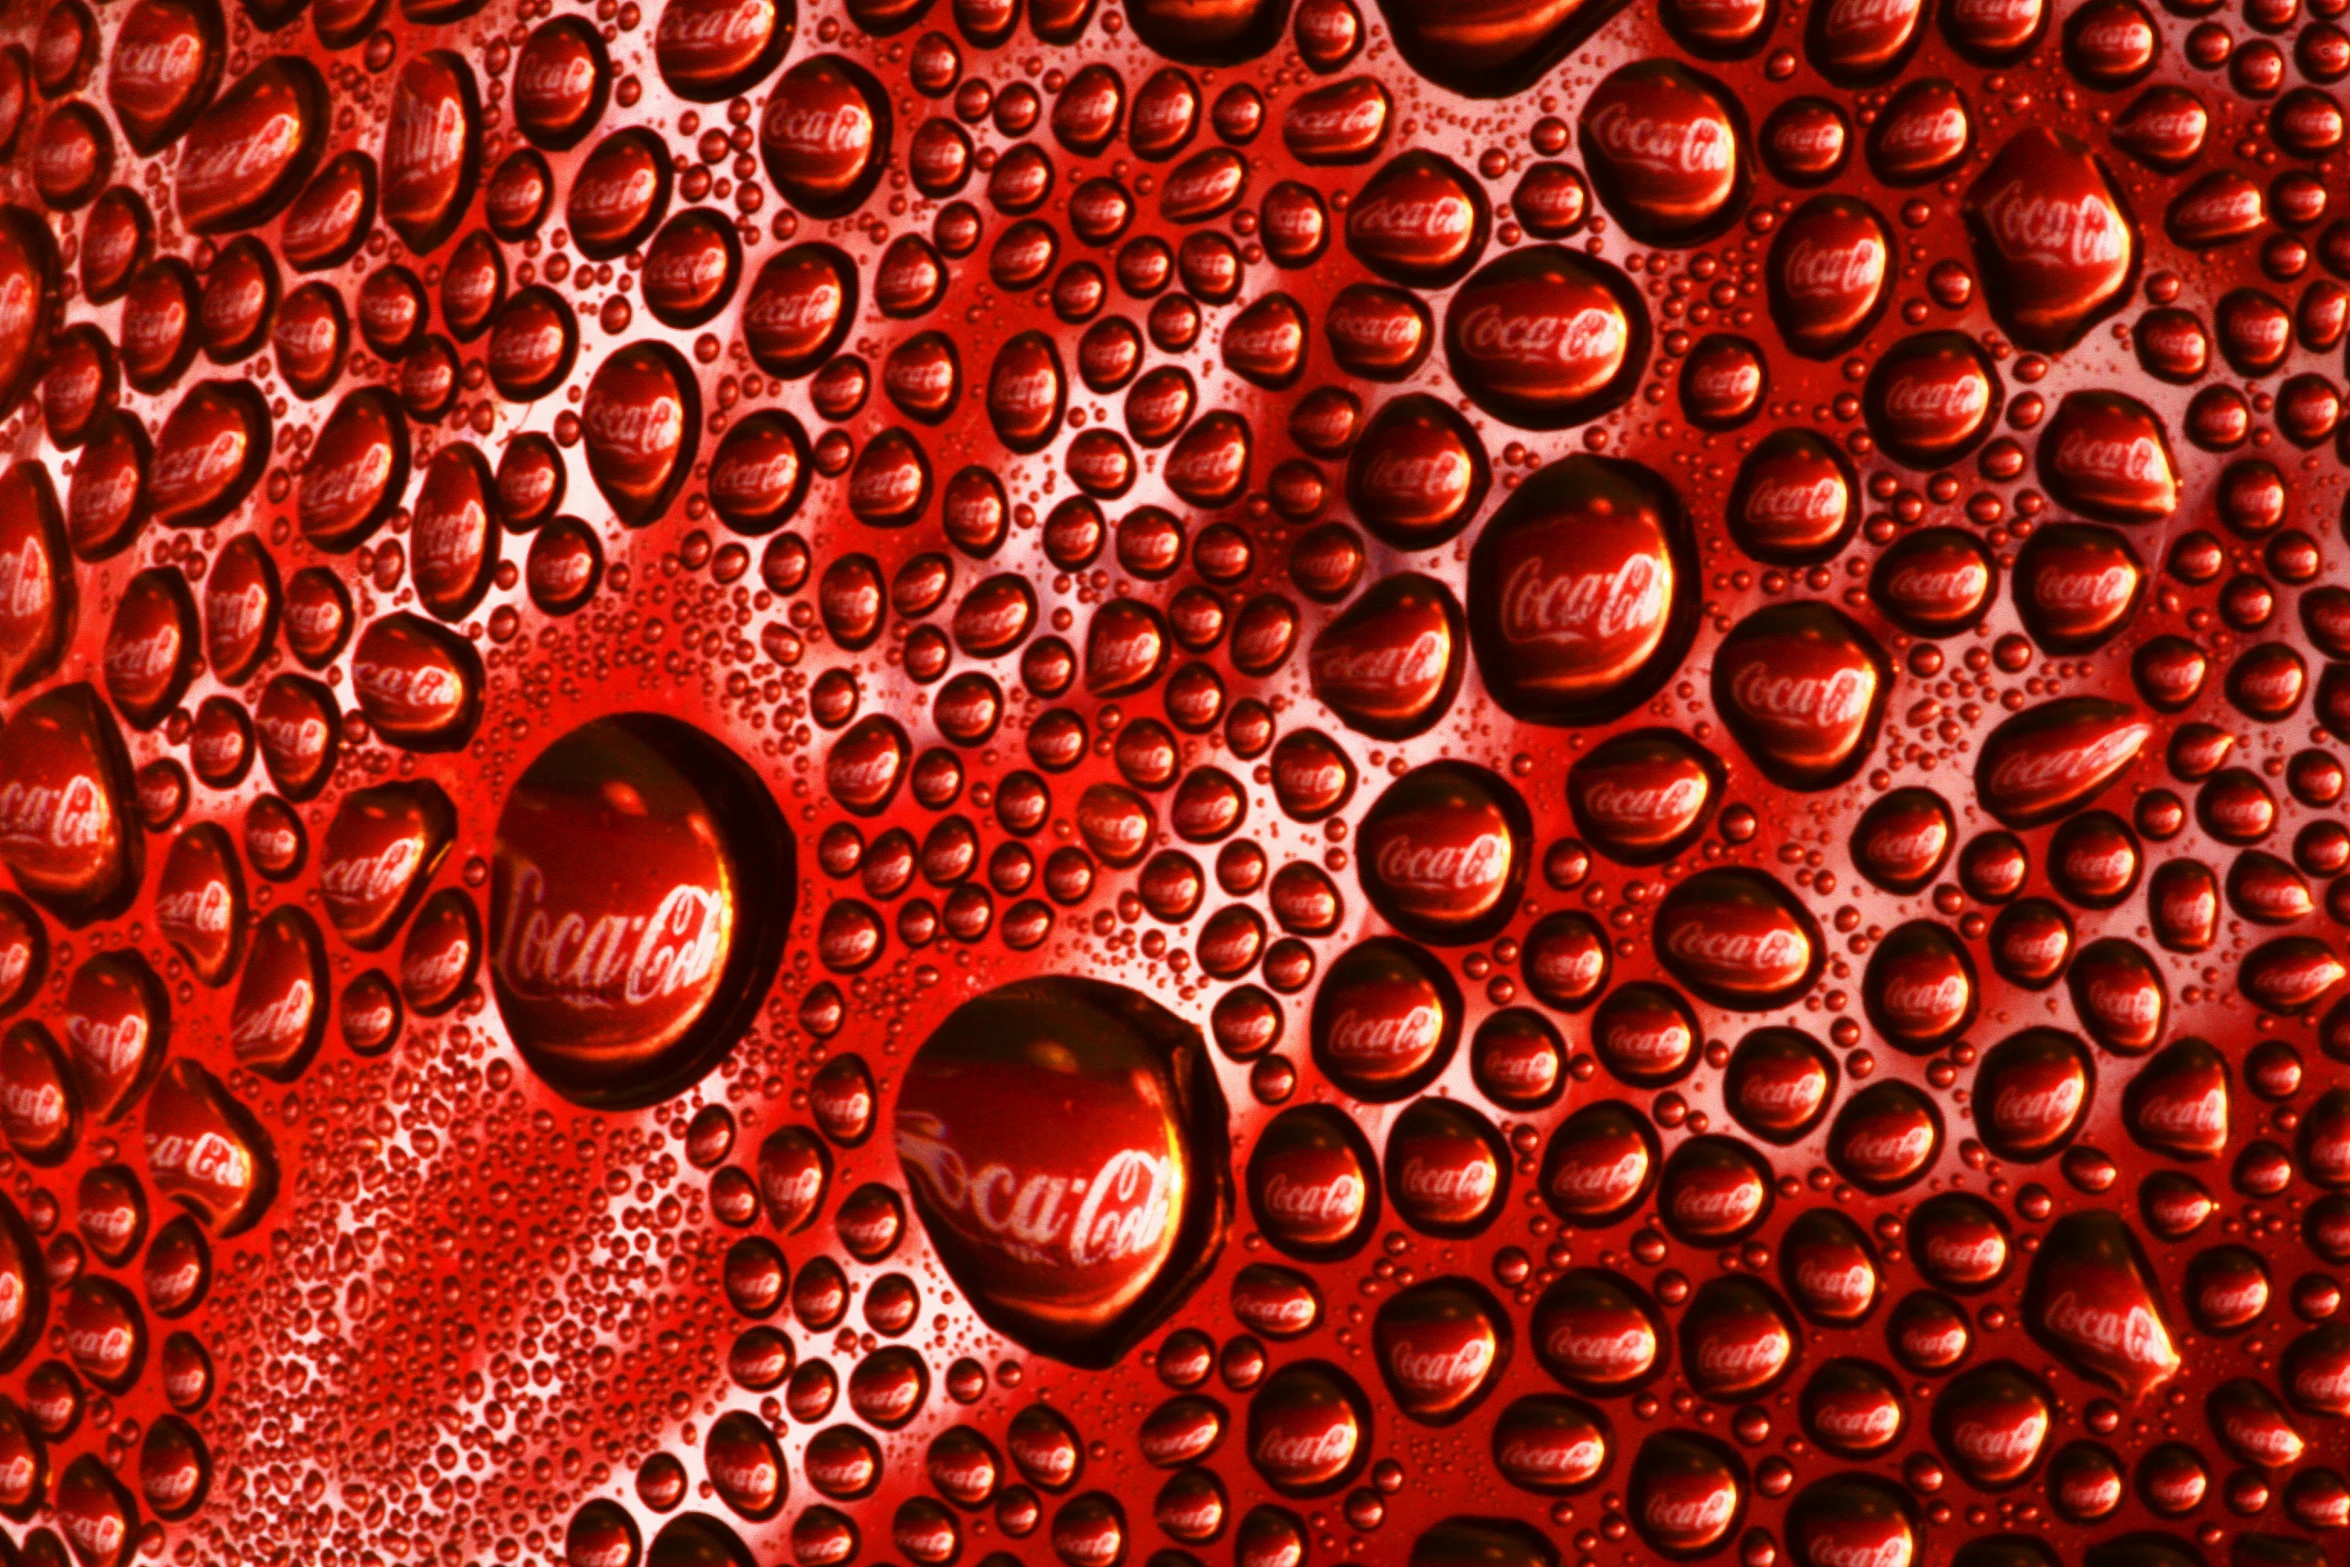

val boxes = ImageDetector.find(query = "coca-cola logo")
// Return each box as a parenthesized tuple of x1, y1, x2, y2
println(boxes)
(405, 931, 471, 994)
(1883, 372, 1988, 423)
(1255, 1170, 1364, 1227)
(2052, 427, 2167, 484)
(1155, 162, 1227, 212)
(1551, 1148, 1648, 1202)
(1865, 821, 1943, 867)
(202, 276, 267, 332)
(2039, 1287, 2172, 1368)
(1546, 1322, 1654, 1377)
(1253, 1423, 1358, 1473)
(112, 33, 205, 95)
(1288, 95, 1385, 142)
(2216, 1408, 2298, 1462)
(0, 775, 105, 852)
(230, 980, 313, 1052)
(1674, 1183, 1763, 1226)
(1155, 1497, 1219, 1532)
(1604, 1020, 1685, 1068)
(1824, 0, 1916, 36)
(0, 1078, 64, 1131)
(411, 502, 477, 574)
(104, 622, 180, 686)
(747, 274, 843, 333)
(156, 881, 233, 937)
(1993, 1079, 2082, 1132)
(1324, 1004, 1441, 1066)
(1586, 100, 1733, 177)
(497, 860, 725, 1014)
(583, 394, 684, 461)
(803, 1452, 867, 1488)
(0, 536, 52, 623)
(385, 89, 467, 193)
(573, 162, 658, 221)
(1986, 721, 2149, 799)
(1350, 193, 1474, 243)
(1689, 359, 1758, 400)
(1387, 1337, 1493, 1393)
(1499, 552, 1667, 650)
(1499, 1433, 1604, 1476)
(2291, 1356, 2350, 1404)
(1879, 973, 1966, 1022)
(1397, 1155, 1495, 1205)
(1312, 629, 1447, 696)
(285, 175, 368, 247)
(2074, 14, 2142, 49)
(848, 457, 922, 512)
(2033, 563, 2136, 612)
(125, 307, 181, 355)
(1482, 1049, 1552, 1088)
(322, 838, 422, 911)
(2135, 1086, 2224, 1137)
(1224, 315, 1301, 361)
(1795, 1258, 1873, 1309)
(1232, 1287, 1315, 1330)
(1007, 1431, 1078, 1483)
(2172, 183, 2260, 229)
(155, 425, 250, 497)
(1729, 659, 1873, 731)
(70, 460, 142, 534)
(899, 1116, 1177, 1272)
(2080, 965, 2157, 1029)
(1584, 775, 1706, 831)
(1880, 104, 1965, 153)
(1950, 1415, 2045, 1465)
(1774, 120, 1843, 156)
(1644, 1488, 1735, 1536)
(714, 448, 802, 512)
(303, 443, 394, 521)
(1746, 475, 1848, 527)
(1840, 1123, 1934, 1167)
(1923, 1230, 2002, 1274)
(517, 51, 596, 106)
(1263, 201, 1321, 243)
(1807, 1536, 1913, 1567)
(708, 1457, 777, 1500)
(657, 0, 772, 57)
(761, 1161, 821, 1216)
(81, 1202, 136, 1246)
(1693, 1332, 1784, 1381)
(989, 366, 1058, 420)
(1166, 436, 1244, 489)
(1455, 301, 1626, 371)
(2121, 103, 2201, 143)
(1374, 830, 1510, 894)
(354, 659, 461, 717)
(205, 580, 268, 642)
(147, 1127, 254, 1191)
(1329, 303, 1424, 351)
(1813, 1399, 1899, 1442)
(884, 355, 953, 400)
(181, 110, 305, 198)
(1359, 447, 1472, 505)
(1667, 920, 1808, 978)
(277, 311, 339, 359)
(61, 1510, 124, 1559)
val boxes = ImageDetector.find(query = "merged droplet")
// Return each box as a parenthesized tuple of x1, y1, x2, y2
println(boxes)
(895, 977, 1229, 1368)
(493, 716, 791, 1110)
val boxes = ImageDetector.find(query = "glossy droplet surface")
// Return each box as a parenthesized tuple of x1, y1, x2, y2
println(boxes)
(0, 0, 2325, 1555)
